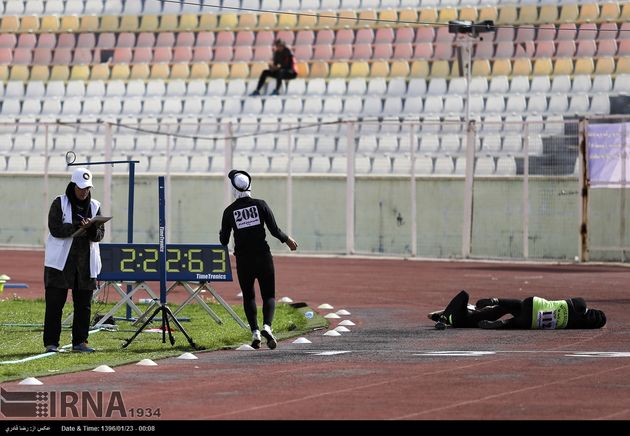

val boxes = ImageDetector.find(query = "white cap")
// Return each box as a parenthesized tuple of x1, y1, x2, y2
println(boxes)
(71, 168, 93, 189)
(233, 173, 250, 191)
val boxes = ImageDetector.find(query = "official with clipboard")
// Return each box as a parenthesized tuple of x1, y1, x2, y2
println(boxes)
(43, 168, 107, 353)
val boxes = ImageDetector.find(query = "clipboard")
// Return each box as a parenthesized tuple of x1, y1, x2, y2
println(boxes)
(72, 216, 112, 237)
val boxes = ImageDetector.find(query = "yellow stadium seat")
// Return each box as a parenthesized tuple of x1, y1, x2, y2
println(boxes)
(131, 63, 151, 79)
(119, 15, 139, 32)
(559, 4, 579, 23)
(357, 10, 377, 28)
(9, 65, 30, 81)
(390, 60, 410, 78)
(578, 4, 599, 22)
(295, 61, 309, 78)
(538, 5, 558, 24)
(370, 61, 389, 78)
(512, 58, 532, 76)
(139, 15, 159, 32)
(595, 56, 615, 75)
(477, 6, 498, 23)
(472, 59, 491, 77)
(318, 11, 338, 29)
(533, 58, 553, 76)
(190, 63, 210, 79)
(496, 5, 518, 25)
(621, 4, 630, 21)
(90, 64, 110, 81)
(0, 65, 8, 81)
(438, 7, 457, 24)
(249, 62, 267, 79)
(600, 2, 620, 21)
(517, 5, 538, 25)
(170, 63, 190, 80)
(111, 64, 130, 80)
(418, 8, 438, 24)
(218, 13, 238, 30)
(276, 13, 297, 30)
(298, 12, 317, 29)
(19, 16, 40, 33)
(410, 60, 429, 78)
(50, 65, 69, 81)
(70, 65, 90, 81)
(79, 15, 99, 32)
(309, 61, 330, 78)
(238, 13, 257, 30)
(100, 15, 119, 32)
(430, 60, 450, 78)
(378, 9, 397, 26)
(231, 62, 250, 79)
(574, 58, 594, 75)
(337, 10, 357, 28)
(1, 16, 19, 33)
(553, 58, 574, 75)
(491, 59, 512, 76)
(210, 63, 229, 79)
(179, 14, 198, 31)
(198, 14, 218, 31)
(60, 15, 80, 32)
(615, 57, 630, 75)
(41, 16, 60, 32)
(398, 9, 418, 25)
(332, 61, 352, 78)
(30, 66, 50, 81)
(160, 15, 178, 32)
(148, 64, 167, 79)
(458, 7, 478, 22)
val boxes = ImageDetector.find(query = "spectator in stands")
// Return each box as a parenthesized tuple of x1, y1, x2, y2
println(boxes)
(219, 170, 298, 349)
(43, 168, 105, 353)
(428, 290, 607, 330)
(250, 39, 297, 96)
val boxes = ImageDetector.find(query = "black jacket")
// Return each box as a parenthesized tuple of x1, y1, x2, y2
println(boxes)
(220, 197, 288, 257)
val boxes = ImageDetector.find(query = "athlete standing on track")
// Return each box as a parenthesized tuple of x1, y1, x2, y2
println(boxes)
(219, 170, 298, 349)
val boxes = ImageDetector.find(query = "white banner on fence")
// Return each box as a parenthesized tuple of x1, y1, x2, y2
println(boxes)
(587, 122, 630, 188)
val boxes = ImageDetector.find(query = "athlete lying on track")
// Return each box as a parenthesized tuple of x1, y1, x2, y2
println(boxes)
(428, 290, 606, 330)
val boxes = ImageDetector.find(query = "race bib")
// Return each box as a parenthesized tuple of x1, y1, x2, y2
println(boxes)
(536, 310, 558, 330)
(234, 205, 261, 229)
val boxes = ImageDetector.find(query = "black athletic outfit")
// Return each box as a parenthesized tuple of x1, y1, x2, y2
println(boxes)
(438, 290, 606, 329)
(220, 197, 289, 331)
(254, 46, 297, 93)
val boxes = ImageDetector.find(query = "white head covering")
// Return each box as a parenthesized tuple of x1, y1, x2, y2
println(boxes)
(71, 167, 93, 189)
(229, 170, 251, 199)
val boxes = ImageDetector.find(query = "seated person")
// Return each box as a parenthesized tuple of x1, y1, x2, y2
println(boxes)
(428, 290, 606, 330)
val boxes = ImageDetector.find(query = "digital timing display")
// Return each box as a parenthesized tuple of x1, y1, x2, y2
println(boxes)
(98, 244, 232, 282)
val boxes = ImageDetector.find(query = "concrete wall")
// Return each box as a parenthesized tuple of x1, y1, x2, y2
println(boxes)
(0, 173, 627, 262)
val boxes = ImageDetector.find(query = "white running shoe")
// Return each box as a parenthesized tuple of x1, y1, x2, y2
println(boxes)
(251, 330, 261, 349)
(261, 324, 277, 350)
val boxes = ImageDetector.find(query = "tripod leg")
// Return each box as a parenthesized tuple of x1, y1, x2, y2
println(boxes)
(164, 306, 204, 350)
(163, 310, 175, 346)
(122, 306, 162, 348)
(161, 308, 167, 344)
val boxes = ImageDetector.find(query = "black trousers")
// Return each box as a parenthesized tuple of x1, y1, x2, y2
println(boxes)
(235, 251, 276, 332)
(256, 68, 297, 92)
(43, 286, 93, 347)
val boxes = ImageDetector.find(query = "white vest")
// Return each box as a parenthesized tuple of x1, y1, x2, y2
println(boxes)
(44, 195, 102, 278)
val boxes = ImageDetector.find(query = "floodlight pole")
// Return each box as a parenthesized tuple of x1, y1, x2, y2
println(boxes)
(461, 34, 475, 258)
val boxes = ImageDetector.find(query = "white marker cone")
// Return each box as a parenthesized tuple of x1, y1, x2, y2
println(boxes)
(93, 365, 115, 373)
(177, 352, 198, 360)
(19, 377, 43, 385)
(323, 330, 342, 336)
(279, 296, 293, 303)
(292, 337, 312, 344)
(336, 309, 351, 316)
(338, 320, 355, 326)
(334, 326, 350, 332)
(237, 292, 243, 297)
(136, 359, 158, 366)
(236, 344, 255, 351)
(324, 313, 340, 319)
(318, 303, 334, 309)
